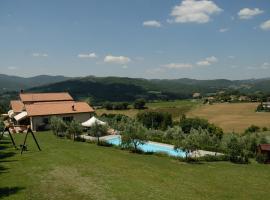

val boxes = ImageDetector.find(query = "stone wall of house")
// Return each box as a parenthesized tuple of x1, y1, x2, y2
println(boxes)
(30, 112, 93, 131)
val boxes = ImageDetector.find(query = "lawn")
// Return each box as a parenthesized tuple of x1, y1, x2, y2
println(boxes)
(188, 103, 270, 133)
(96, 100, 200, 119)
(1, 132, 270, 200)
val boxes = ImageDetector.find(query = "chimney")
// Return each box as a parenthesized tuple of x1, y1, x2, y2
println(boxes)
(72, 104, 76, 111)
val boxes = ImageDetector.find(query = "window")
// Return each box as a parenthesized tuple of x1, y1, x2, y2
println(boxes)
(63, 116, 73, 122)
(43, 118, 49, 124)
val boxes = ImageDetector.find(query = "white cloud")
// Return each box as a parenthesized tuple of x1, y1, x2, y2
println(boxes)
(238, 8, 264, 19)
(261, 62, 270, 69)
(219, 28, 229, 32)
(169, 0, 222, 24)
(32, 53, 48, 57)
(7, 66, 18, 70)
(197, 56, 218, 66)
(77, 53, 97, 58)
(164, 63, 193, 69)
(260, 19, 270, 31)
(104, 55, 131, 64)
(122, 65, 128, 69)
(143, 20, 161, 27)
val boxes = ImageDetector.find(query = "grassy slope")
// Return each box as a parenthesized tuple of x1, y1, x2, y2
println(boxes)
(1, 132, 270, 200)
(95, 100, 200, 119)
(188, 103, 270, 133)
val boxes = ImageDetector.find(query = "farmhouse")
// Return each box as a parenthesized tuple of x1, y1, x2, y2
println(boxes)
(9, 92, 94, 131)
(257, 144, 270, 163)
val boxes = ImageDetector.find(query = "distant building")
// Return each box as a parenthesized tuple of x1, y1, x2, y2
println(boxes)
(9, 92, 94, 131)
(238, 96, 250, 102)
(262, 102, 270, 109)
(257, 144, 270, 163)
(192, 93, 201, 99)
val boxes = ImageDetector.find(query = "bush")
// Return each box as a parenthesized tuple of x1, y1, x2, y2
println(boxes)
(134, 98, 146, 109)
(146, 129, 166, 143)
(222, 134, 249, 164)
(103, 102, 113, 110)
(256, 153, 268, 164)
(113, 102, 129, 110)
(97, 140, 113, 147)
(137, 111, 172, 130)
(262, 127, 268, 131)
(199, 155, 229, 162)
(179, 117, 223, 138)
(245, 125, 260, 134)
(0, 117, 5, 131)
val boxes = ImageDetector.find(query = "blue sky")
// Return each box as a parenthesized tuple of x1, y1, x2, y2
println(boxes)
(0, 0, 269, 80)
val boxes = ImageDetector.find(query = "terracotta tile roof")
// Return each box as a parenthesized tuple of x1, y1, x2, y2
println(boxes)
(10, 100, 24, 113)
(259, 144, 270, 151)
(25, 101, 94, 117)
(20, 92, 73, 103)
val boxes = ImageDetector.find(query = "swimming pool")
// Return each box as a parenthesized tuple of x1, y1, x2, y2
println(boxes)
(105, 135, 186, 157)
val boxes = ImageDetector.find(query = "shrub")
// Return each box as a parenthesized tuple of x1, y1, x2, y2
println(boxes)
(134, 98, 146, 109)
(179, 117, 223, 138)
(222, 134, 249, 164)
(256, 153, 268, 164)
(146, 129, 165, 143)
(199, 154, 229, 162)
(113, 102, 129, 110)
(245, 125, 260, 134)
(137, 111, 172, 130)
(103, 102, 113, 110)
(262, 127, 268, 131)
(97, 140, 113, 147)
(0, 117, 5, 131)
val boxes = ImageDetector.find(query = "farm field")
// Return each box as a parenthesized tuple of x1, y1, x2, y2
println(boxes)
(1, 132, 270, 200)
(96, 100, 200, 119)
(188, 103, 270, 133)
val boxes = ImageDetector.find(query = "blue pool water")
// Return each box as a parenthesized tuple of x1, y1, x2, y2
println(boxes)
(105, 136, 186, 157)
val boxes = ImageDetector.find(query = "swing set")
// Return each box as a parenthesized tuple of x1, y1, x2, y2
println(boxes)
(0, 125, 41, 154)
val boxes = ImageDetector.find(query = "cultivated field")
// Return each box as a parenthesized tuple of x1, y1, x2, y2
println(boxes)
(1, 132, 270, 200)
(96, 100, 200, 119)
(188, 103, 270, 133)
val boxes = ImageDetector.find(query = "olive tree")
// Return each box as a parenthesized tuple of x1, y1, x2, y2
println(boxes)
(49, 117, 67, 137)
(89, 122, 108, 144)
(222, 133, 249, 163)
(66, 120, 83, 141)
(121, 120, 147, 152)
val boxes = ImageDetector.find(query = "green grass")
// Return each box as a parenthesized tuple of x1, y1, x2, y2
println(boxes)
(96, 100, 200, 119)
(1, 132, 270, 200)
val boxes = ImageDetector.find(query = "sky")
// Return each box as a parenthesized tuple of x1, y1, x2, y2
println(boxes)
(0, 0, 270, 80)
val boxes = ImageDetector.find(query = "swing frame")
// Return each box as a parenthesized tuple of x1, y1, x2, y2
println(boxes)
(0, 125, 41, 154)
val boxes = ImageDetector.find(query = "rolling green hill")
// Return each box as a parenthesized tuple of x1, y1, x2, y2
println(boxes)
(2, 74, 270, 104)
(0, 74, 70, 93)
(28, 76, 270, 103)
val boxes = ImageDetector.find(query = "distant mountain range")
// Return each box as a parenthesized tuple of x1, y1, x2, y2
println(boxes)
(0, 74, 70, 92)
(1, 74, 270, 103)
